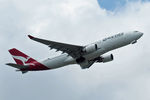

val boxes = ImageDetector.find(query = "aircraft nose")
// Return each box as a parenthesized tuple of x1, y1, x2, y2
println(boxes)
(138, 32, 143, 38)
(139, 32, 143, 37)
(135, 31, 143, 39)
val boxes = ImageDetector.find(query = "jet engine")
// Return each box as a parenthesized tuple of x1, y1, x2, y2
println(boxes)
(83, 44, 98, 53)
(97, 54, 114, 63)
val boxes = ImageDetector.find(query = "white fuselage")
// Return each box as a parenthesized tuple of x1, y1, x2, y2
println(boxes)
(40, 31, 143, 69)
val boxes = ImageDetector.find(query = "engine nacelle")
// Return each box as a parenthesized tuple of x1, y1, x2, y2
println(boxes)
(83, 44, 98, 53)
(100, 54, 114, 63)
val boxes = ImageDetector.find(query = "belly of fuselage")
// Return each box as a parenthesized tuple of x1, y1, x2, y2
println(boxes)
(41, 54, 76, 69)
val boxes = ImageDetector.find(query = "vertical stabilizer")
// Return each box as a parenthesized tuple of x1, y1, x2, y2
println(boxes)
(7, 48, 49, 73)
(8, 48, 36, 65)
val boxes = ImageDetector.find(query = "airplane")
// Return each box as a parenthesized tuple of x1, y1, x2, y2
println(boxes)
(6, 31, 143, 74)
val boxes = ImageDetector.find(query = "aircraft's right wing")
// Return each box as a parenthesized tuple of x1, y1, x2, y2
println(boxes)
(28, 35, 84, 58)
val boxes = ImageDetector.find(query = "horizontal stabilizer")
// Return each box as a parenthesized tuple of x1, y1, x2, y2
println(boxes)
(6, 63, 29, 69)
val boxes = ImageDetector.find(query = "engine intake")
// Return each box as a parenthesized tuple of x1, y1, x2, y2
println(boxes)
(97, 54, 114, 63)
(83, 44, 98, 53)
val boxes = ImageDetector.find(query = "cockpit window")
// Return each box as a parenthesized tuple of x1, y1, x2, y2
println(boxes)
(134, 31, 138, 32)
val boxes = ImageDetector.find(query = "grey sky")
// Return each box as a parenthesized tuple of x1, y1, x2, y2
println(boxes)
(1, 0, 150, 100)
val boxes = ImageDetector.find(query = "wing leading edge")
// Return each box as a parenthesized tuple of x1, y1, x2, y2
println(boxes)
(28, 35, 84, 58)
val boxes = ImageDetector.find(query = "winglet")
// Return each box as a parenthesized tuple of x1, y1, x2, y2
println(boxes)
(28, 35, 34, 39)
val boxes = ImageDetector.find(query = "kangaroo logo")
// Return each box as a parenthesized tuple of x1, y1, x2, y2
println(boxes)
(12, 55, 31, 65)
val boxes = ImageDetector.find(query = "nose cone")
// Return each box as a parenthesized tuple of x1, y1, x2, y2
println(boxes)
(139, 32, 143, 37)
(134, 31, 143, 39)
(137, 32, 143, 39)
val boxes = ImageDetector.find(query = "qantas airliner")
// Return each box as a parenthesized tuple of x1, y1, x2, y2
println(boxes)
(6, 31, 143, 74)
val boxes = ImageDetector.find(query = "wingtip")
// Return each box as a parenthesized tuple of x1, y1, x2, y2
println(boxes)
(5, 63, 9, 65)
(5, 63, 12, 66)
(28, 35, 34, 39)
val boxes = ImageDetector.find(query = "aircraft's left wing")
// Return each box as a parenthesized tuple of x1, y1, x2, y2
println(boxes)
(28, 35, 84, 58)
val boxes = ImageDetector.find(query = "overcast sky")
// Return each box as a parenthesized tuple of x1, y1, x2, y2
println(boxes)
(1, 0, 150, 100)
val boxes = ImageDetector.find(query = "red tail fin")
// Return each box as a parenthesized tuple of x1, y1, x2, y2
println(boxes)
(9, 48, 36, 65)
